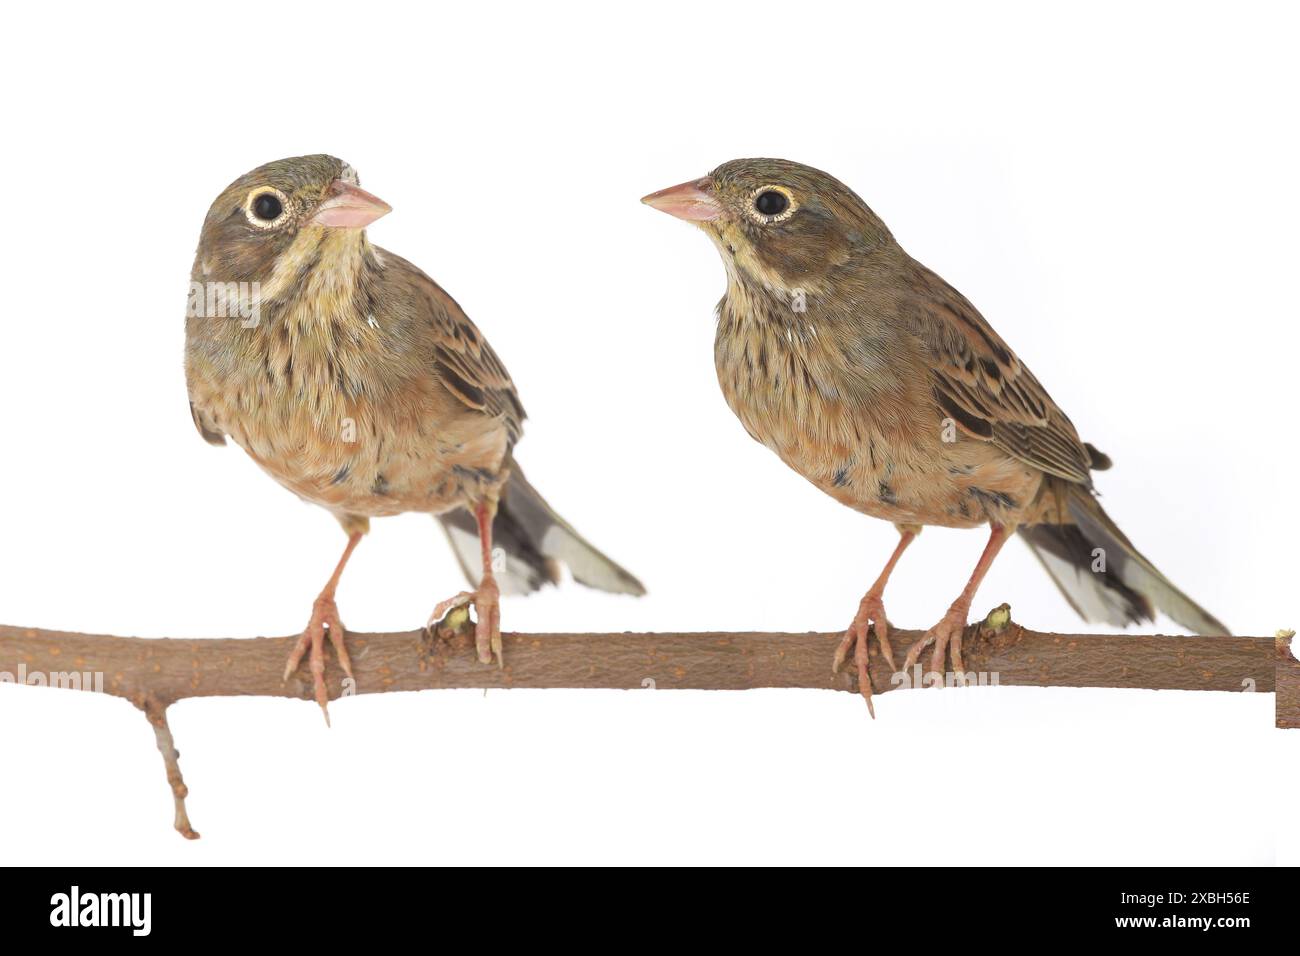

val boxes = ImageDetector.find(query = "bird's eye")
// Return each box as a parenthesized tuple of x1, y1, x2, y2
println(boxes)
(754, 190, 788, 216)
(252, 193, 283, 222)
(749, 186, 795, 223)
(244, 188, 290, 228)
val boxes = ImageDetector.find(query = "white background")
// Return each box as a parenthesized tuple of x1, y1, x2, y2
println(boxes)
(1, 1, 1295, 865)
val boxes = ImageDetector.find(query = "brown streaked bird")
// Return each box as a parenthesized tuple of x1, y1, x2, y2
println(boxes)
(643, 158, 1227, 714)
(186, 154, 644, 721)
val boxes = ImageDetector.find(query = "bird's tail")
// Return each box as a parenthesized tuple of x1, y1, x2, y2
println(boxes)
(1018, 482, 1229, 635)
(437, 460, 645, 598)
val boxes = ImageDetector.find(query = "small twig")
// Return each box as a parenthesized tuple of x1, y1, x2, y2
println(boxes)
(141, 700, 199, 840)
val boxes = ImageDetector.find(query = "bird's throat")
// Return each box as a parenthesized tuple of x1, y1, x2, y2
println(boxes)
(262, 227, 373, 332)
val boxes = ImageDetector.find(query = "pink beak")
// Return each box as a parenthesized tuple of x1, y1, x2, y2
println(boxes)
(310, 179, 392, 229)
(641, 177, 722, 222)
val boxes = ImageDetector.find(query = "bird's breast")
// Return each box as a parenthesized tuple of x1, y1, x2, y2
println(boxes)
(187, 295, 509, 520)
(713, 295, 1038, 529)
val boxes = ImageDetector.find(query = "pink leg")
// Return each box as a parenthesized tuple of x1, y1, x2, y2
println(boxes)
(284, 531, 363, 725)
(427, 499, 502, 667)
(834, 527, 917, 717)
(903, 523, 1010, 681)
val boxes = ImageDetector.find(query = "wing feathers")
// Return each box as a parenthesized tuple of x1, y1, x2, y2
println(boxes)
(909, 261, 1094, 485)
(385, 248, 527, 445)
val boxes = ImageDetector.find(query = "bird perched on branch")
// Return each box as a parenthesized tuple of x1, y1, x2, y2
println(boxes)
(643, 158, 1227, 714)
(186, 155, 643, 720)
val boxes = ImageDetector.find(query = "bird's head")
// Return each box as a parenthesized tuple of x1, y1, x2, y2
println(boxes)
(642, 158, 893, 297)
(194, 154, 391, 287)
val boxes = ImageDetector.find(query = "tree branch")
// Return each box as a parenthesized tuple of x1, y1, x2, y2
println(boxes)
(0, 606, 1289, 838)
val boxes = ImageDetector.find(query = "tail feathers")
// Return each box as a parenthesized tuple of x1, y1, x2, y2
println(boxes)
(437, 461, 645, 598)
(1019, 486, 1229, 636)
(1019, 522, 1153, 628)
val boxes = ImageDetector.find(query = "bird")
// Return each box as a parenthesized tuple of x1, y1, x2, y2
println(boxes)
(642, 158, 1227, 714)
(186, 154, 644, 721)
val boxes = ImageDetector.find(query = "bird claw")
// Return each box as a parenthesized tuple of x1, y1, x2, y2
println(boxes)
(427, 581, 502, 667)
(902, 609, 969, 685)
(284, 595, 352, 726)
(834, 592, 896, 717)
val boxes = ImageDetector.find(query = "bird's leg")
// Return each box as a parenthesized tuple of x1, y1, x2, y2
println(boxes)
(904, 523, 1010, 683)
(834, 527, 916, 716)
(472, 498, 503, 666)
(284, 530, 363, 725)
(427, 498, 502, 667)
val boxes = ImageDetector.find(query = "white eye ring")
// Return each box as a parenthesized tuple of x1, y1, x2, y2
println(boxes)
(748, 185, 797, 224)
(244, 187, 291, 229)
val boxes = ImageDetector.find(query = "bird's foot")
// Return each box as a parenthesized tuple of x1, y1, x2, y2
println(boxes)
(284, 595, 353, 725)
(902, 606, 970, 684)
(833, 592, 897, 717)
(426, 579, 502, 667)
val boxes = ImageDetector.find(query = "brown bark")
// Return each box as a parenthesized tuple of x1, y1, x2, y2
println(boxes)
(1277, 630, 1299, 730)
(0, 605, 1288, 838)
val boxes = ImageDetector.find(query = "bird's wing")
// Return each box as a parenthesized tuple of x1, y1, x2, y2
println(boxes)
(905, 261, 1094, 485)
(189, 400, 226, 446)
(387, 250, 526, 445)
